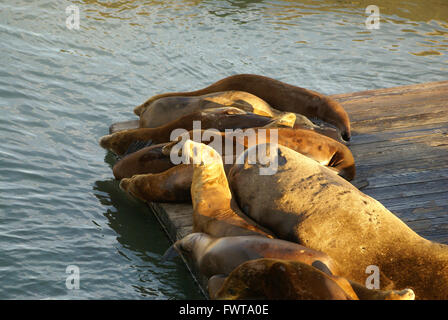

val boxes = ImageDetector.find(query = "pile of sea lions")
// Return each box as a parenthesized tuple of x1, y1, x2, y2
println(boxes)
(99, 74, 448, 300)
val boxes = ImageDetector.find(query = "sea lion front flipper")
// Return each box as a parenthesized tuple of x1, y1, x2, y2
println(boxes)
(109, 120, 140, 134)
(348, 281, 415, 300)
(262, 112, 296, 128)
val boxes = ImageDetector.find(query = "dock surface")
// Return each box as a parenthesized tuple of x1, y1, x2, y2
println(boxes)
(148, 80, 448, 297)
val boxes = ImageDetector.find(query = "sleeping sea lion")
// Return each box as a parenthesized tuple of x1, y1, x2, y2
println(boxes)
(210, 258, 415, 300)
(100, 107, 296, 156)
(145, 139, 274, 238)
(168, 232, 337, 278)
(117, 127, 355, 203)
(210, 258, 354, 300)
(110, 90, 319, 134)
(134, 74, 351, 141)
(167, 233, 414, 300)
(227, 143, 448, 299)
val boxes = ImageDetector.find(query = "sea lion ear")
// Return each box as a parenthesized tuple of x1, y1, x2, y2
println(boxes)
(161, 244, 180, 262)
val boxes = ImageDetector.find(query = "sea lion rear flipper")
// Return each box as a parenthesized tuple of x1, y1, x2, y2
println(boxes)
(109, 120, 140, 134)
(208, 274, 228, 299)
(351, 179, 369, 190)
(311, 260, 334, 276)
(161, 244, 180, 262)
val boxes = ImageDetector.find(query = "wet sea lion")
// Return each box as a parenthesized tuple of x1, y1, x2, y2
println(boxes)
(100, 107, 296, 156)
(210, 259, 415, 300)
(168, 232, 337, 278)
(210, 258, 355, 300)
(134, 74, 351, 141)
(228, 143, 448, 299)
(167, 233, 415, 300)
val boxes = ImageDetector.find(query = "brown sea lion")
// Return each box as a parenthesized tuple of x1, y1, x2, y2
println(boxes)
(228, 143, 448, 299)
(182, 127, 355, 180)
(169, 233, 337, 278)
(109, 90, 315, 133)
(210, 258, 354, 300)
(100, 107, 296, 156)
(134, 74, 351, 141)
(117, 128, 355, 202)
(167, 232, 414, 300)
(139, 91, 277, 128)
(112, 143, 174, 181)
(155, 139, 274, 238)
(113, 126, 354, 180)
(119, 164, 193, 203)
(210, 259, 415, 300)
(116, 127, 355, 202)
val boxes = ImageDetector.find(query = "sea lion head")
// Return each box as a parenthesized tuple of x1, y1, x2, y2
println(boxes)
(173, 232, 212, 262)
(325, 98, 351, 141)
(162, 138, 222, 167)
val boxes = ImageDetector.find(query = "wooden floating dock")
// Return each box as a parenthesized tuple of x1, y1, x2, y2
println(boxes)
(148, 80, 448, 298)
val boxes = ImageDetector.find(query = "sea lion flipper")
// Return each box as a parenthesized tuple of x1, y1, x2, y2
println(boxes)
(109, 120, 140, 134)
(161, 244, 180, 262)
(311, 260, 334, 276)
(122, 140, 153, 157)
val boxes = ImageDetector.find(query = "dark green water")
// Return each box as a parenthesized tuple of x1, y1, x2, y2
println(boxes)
(0, 0, 446, 299)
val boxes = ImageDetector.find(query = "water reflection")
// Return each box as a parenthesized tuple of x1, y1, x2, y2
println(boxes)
(92, 178, 204, 299)
(76, 0, 448, 59)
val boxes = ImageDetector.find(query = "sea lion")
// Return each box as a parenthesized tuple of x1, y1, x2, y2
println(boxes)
(139, 91, 277, 128)
(114, 126, 354, 180)
(210, 259, 415, 300)
(169, 232, 337, 278)
(109, 90, 316, 133)
(182, 127, 355, 180)
(227, 143, 448, 299)
(119, 164, 193, 203)
(134, 74, 351, 141)
(100, 107, 296, 156)
(167, 233, 415, 300)
(210, 258, 354, 300)
(112, 143, 175, 181)
(117, 127, 355, 203)
(157, 139, 274, 238)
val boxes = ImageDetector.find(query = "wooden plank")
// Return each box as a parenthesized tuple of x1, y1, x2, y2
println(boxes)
(364, 180, 448, 201)
(359, 168, 448, 188)
(148, 202, 208, 298)
(349, 122, 448, 145)
(146, 80, 448, 297)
